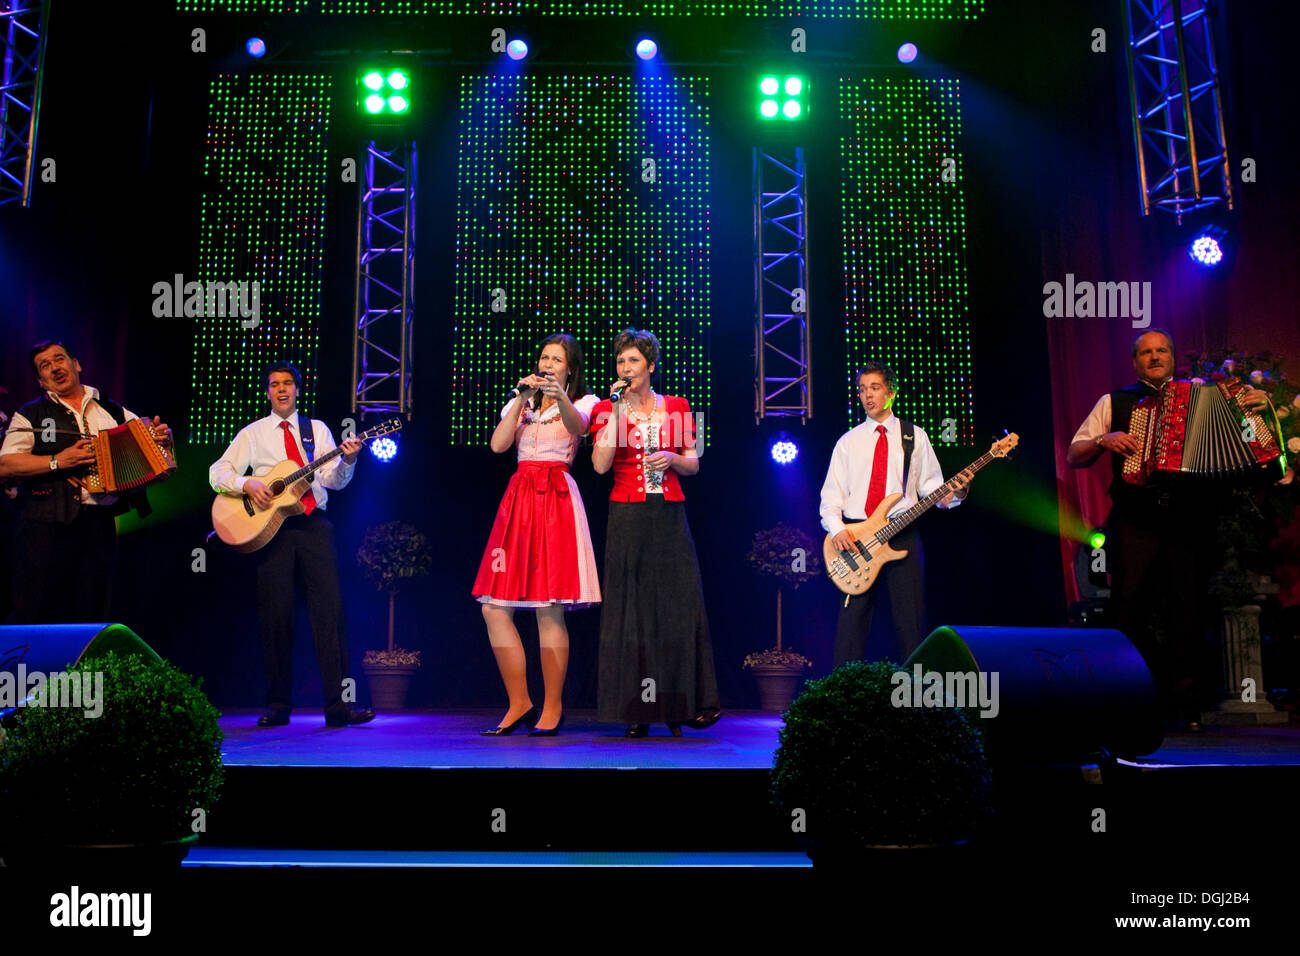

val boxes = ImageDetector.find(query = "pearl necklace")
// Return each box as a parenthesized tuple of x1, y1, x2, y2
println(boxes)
(626, 390, 658, 423)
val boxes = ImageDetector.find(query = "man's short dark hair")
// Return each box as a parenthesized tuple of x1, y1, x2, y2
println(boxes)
(856, 362, 897, 393)
(1132, 328, 1174, 358)
(30, 340, 72, 373)
(265, 362, 301, 388)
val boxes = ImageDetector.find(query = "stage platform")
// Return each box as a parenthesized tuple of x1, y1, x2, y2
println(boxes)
(200, 709, 1300, 862)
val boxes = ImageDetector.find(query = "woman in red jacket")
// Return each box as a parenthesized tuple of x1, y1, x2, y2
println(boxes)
(591, 329, 720, 737)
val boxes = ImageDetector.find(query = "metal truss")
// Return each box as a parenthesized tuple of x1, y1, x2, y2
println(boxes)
(753, 146, 812, 423)
(0, 0, 48, 207)
(1124, 0, 1233, 219)
(351, 141, 416, 420)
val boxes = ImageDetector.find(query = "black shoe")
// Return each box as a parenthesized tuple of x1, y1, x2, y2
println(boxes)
(325, 707, 376, 727)
(682, 709, 721, 731)
(257, 709, 291, 727)
(667, 722, 683, 737)
(481, 707, 538, 736)
(528, 715, 565, 736)
(624, 723, 649, 738)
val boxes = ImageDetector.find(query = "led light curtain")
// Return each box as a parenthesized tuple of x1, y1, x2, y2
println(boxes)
(190, 74, 331, 444)
(450, 73, 711, 446)
(178, 1, 984, 17)
(839, 75, 973, 444)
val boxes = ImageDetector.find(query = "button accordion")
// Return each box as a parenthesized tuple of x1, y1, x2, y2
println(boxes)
(1122, 378, 1283, 485)
(81, 419, 177, 494)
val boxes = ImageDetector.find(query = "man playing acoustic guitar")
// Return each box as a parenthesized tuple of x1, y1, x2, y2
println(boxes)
(819, 363, 972, 667)
(208, 362, 374, 728)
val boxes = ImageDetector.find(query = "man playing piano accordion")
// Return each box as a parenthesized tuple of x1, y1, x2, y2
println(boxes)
(0, 341, 173, 623)
(1067, 329, 1270, 729)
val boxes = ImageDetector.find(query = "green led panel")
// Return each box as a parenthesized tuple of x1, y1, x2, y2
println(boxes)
(178, 1, 983, 17)
(190, 73, 331, 444)
(839, 75, 972, 445)
(451, 74, 711, 446)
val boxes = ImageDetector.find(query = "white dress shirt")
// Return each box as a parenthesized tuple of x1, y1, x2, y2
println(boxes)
(209, 411, 354, 510)
(0, 386, 138, 506)
(819, 412, 956, 537)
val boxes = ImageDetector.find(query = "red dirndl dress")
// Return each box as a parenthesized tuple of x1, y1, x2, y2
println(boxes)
(472, 395, 601, 608)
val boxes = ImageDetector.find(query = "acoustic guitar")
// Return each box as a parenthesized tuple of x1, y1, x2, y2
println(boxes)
(823, 433, 1018, 596)
(211, 417, 402, 552)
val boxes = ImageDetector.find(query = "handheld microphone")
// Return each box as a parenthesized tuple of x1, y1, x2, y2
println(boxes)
(610, 379, 628, 403)
(507, 371, 545, 401)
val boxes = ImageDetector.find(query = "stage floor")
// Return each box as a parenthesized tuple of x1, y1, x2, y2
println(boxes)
(217, 707, 1300, 770)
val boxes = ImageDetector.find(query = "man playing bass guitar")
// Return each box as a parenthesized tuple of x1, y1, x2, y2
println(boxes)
(819, 363, 972, 667)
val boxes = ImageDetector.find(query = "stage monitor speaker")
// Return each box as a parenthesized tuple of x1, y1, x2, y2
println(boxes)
(0, 623, 162, 718)
(904, 625, 1163, 761)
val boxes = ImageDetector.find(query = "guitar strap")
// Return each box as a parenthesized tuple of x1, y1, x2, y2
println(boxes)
(900, 418, 915, 498)
(297, 412, 316, 464)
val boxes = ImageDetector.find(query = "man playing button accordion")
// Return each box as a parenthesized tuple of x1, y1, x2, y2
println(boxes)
(0, 341, 172, 624)
(1067, 329, 1270, 729)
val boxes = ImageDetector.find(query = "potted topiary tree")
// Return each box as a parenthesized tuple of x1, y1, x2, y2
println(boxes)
(771, 660, 993, 865)
(0, 648, 224, 870)
(743, 523, 820, 711)
(357, 521, 432, 710)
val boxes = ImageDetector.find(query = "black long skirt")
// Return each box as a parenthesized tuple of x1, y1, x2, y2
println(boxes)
(597, 497, 720, 723)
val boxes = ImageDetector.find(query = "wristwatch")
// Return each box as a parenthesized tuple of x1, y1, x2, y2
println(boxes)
(48, 455, 58, 471)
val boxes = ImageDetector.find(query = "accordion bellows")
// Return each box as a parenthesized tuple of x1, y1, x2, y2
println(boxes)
(81, 419, 177, 494)
(1123, 378, 1283, 485)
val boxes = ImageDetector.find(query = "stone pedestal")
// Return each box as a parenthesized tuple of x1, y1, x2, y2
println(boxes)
(1201, 604, 1289, 726)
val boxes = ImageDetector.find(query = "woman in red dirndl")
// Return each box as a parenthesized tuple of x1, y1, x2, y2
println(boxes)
(472, 334, 600, 736)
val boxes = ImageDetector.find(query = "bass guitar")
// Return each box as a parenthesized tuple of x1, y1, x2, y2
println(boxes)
(211, 417, 402, 552)
(823, 432, 1018, 596)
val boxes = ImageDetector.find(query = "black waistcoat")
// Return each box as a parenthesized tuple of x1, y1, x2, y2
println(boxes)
(13, 394, 150, 524)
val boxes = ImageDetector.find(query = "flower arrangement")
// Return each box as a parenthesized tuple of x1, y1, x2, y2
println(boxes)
(743, 523, 821, 669)
(357, 521, 432, 666)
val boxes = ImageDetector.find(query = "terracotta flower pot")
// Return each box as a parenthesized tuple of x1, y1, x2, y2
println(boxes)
(363, 663, 418, 711)
(750, 663, 808, 712)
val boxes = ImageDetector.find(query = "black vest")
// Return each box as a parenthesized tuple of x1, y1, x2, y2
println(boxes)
(13, 394, 151, 524)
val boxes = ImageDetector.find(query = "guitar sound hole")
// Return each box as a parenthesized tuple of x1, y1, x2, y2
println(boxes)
(270, 481, 285, 496)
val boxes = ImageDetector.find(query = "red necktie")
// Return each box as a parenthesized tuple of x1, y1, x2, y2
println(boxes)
(281, 420, 316, 515)
(863, 424, 889, 517)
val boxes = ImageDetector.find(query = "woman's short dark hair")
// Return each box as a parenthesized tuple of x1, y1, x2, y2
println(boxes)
(612, 328, 660, 370)
(532, 333, 590, 410)
(856, 361, 897, 393)
(265, 361, 301, 388)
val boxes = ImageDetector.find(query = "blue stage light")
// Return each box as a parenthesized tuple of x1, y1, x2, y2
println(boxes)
(770, 439, 799, 465)
(246, 37, 267, 58)
(897, 42, 918, 64)
(636, 39, 658, 60)
(1189, 233, 1224, 266)
(507, 39, 528, 61)
(370, 436, 399, 463)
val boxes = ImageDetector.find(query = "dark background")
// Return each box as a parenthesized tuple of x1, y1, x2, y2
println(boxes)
(2, 0, 1295, 712)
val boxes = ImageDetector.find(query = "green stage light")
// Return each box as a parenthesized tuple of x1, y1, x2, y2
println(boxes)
(358, 67, 412, 116)
(1089, 530, 1106, 550)
(757, 74, 806, 121)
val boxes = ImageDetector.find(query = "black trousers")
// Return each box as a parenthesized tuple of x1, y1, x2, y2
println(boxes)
(833, 529, 925, 667)
(1108, 507, 1216, 715)
(8, 508, 117, 624)
(255, 511, 350, 714)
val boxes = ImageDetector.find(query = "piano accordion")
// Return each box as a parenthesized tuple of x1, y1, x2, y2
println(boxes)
(1122, 378, 1283, 485)
(81, 419, 177, 494)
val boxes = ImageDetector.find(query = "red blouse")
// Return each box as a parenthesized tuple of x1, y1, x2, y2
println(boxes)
(590, 395, 697, 502)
